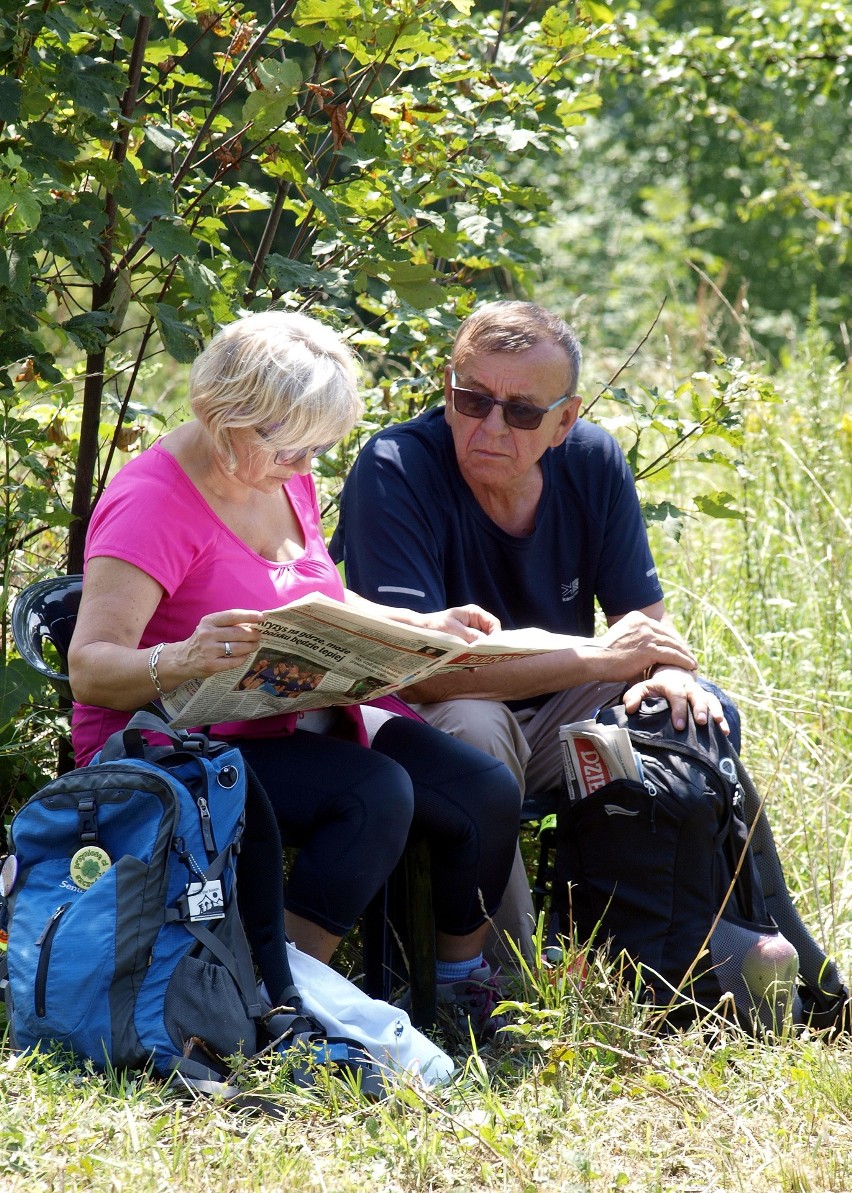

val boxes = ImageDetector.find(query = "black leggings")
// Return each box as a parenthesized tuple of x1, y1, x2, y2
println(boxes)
(235, 716, 519, 975)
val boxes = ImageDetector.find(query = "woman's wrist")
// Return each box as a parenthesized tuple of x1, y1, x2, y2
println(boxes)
(148, 642, 168, 697)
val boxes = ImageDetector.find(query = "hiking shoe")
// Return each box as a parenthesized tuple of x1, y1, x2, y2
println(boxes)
(435, 962, 509, 1044)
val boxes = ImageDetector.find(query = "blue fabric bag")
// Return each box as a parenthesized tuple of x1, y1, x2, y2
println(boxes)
(1, 710, 450, 1103)
(3, 711, 265, 1084)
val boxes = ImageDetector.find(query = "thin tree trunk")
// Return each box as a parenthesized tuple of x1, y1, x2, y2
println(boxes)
(65, 16, 151, 575)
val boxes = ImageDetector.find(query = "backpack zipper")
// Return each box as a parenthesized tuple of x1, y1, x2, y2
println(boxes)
(631, 733, 734, 806)
(195, 795, 216, 856)
(34, 902, 71, 1017)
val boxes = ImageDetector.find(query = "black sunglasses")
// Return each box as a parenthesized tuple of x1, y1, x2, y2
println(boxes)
(450, 369, 572, 430)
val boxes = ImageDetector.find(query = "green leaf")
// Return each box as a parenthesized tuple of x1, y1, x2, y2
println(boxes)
(7, 190, 41, 233)
(242, 59, 302, 134)
(119, 167, 175, 225)
(180, 258, 225, 316)
(61, 310, 114, 352)
(160, 0, 197, 18)
(496, 125, 546, 153)
(40, 206, 109, 279)
(64, 54, 125, 117)
(556, 94, 603, 118)
(0, 77, 21, 123)
(255, 58, 302, 94)
(294, 0, 362, 24)
(107, 266, 132, 334)
(540, 10, 588, 46)
(264, 254, 328, 292)
(694, 492, 745, 520)
(301, 185, 342, 228)
(386, 263, 441, 310)
(143, 123, 186, 152)
(0, 660, 47, 727)
(696, 448, 737, 470)
(154, 304, 202, 363)
(578, 0, 614, 22)
(144, 38, 188, 65)
(641, 502, 686, 540)
(147, 220, 199, 260)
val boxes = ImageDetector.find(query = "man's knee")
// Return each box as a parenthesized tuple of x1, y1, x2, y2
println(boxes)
(411, 698, 530, 796)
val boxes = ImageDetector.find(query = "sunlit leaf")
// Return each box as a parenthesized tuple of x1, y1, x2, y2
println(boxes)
(693, 491, 745, 520)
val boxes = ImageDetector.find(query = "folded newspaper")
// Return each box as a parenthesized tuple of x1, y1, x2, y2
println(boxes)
(162, 593, 572, 729)
(558, 718, 644, 803)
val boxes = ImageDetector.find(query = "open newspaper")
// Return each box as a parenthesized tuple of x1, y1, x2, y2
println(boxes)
(162, 592, 572, 729)
(558, 718, 644, 804)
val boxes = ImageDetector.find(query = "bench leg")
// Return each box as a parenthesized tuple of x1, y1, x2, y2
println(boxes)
(362, 834, 437, 1028)
(400, 835, 437, 1028)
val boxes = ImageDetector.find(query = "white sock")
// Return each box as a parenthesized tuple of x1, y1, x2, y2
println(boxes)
(435, 954, 484, 983)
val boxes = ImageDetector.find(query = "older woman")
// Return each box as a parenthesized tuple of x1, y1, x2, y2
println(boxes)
(68, 311, 519, 1040)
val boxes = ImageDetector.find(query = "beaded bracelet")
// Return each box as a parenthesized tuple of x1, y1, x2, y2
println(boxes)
(148, 642, 167, 696)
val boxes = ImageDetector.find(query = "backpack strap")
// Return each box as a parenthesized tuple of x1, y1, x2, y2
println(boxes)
(98, 707, 209, 762)
(734, 753, 850, 1032)
(240, 762, 302, 1012)
(166, 1057, 291, 1117)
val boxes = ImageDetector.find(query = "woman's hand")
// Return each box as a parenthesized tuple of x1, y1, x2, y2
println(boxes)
(70, 555, 268, 710)
(167, 610, 264, 681)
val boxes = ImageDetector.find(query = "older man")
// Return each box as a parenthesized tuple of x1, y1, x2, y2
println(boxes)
(332, 300, 735, 965)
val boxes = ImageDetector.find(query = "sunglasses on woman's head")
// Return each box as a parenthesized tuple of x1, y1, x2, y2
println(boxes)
(449, 369, 572, 430)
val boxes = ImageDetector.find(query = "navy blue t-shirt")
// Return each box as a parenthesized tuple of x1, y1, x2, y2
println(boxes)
(331, 406, 663, 637)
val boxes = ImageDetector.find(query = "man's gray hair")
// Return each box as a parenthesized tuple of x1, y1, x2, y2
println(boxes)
(452, 300, 582, 394)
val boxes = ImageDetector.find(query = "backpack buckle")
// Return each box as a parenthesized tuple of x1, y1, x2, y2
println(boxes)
(77, 796, 99, 844)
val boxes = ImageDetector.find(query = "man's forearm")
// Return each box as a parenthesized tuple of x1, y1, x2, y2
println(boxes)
(401, 643, 614, 705)
(403, 608, 699, 705)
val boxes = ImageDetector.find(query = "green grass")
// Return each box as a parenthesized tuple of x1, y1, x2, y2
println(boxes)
(1, 333, 850, 1192)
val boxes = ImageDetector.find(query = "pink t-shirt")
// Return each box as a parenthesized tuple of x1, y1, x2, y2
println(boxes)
(72, 442, 360, 764)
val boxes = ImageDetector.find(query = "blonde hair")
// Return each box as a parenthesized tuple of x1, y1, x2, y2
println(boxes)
(189, 311, 363, 470)
(452, 300, 582, 394)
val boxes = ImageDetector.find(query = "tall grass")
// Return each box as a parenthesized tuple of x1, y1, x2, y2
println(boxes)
(1, 333, 850, 1192)
(647, 321, 851, 967)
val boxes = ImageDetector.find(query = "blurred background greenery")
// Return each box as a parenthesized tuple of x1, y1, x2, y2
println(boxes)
(0, 0, 848, 828)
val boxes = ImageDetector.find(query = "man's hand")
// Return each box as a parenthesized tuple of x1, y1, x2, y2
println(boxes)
(596, 610, 697, 679)
(622, 666, 730, 735)
(420, 604, 501, 642)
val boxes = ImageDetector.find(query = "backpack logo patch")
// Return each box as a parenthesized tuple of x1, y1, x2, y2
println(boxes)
(604, 804, 639, 817)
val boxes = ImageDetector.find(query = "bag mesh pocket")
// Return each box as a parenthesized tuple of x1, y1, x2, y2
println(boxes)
(163, 955, 257, 1060)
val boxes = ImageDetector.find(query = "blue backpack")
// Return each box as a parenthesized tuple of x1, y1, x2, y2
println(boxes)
(2, 712, 270, 1083)
(0, 711, 386, 1097)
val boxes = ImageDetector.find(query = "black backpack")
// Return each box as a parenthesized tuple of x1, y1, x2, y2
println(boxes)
(553, 697, 850, 1035)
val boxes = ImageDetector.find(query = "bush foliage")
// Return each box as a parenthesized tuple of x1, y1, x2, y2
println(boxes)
(0, 0, 847, 795)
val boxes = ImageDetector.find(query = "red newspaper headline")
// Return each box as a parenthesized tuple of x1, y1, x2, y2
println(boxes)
(570, 736, 615, 796)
